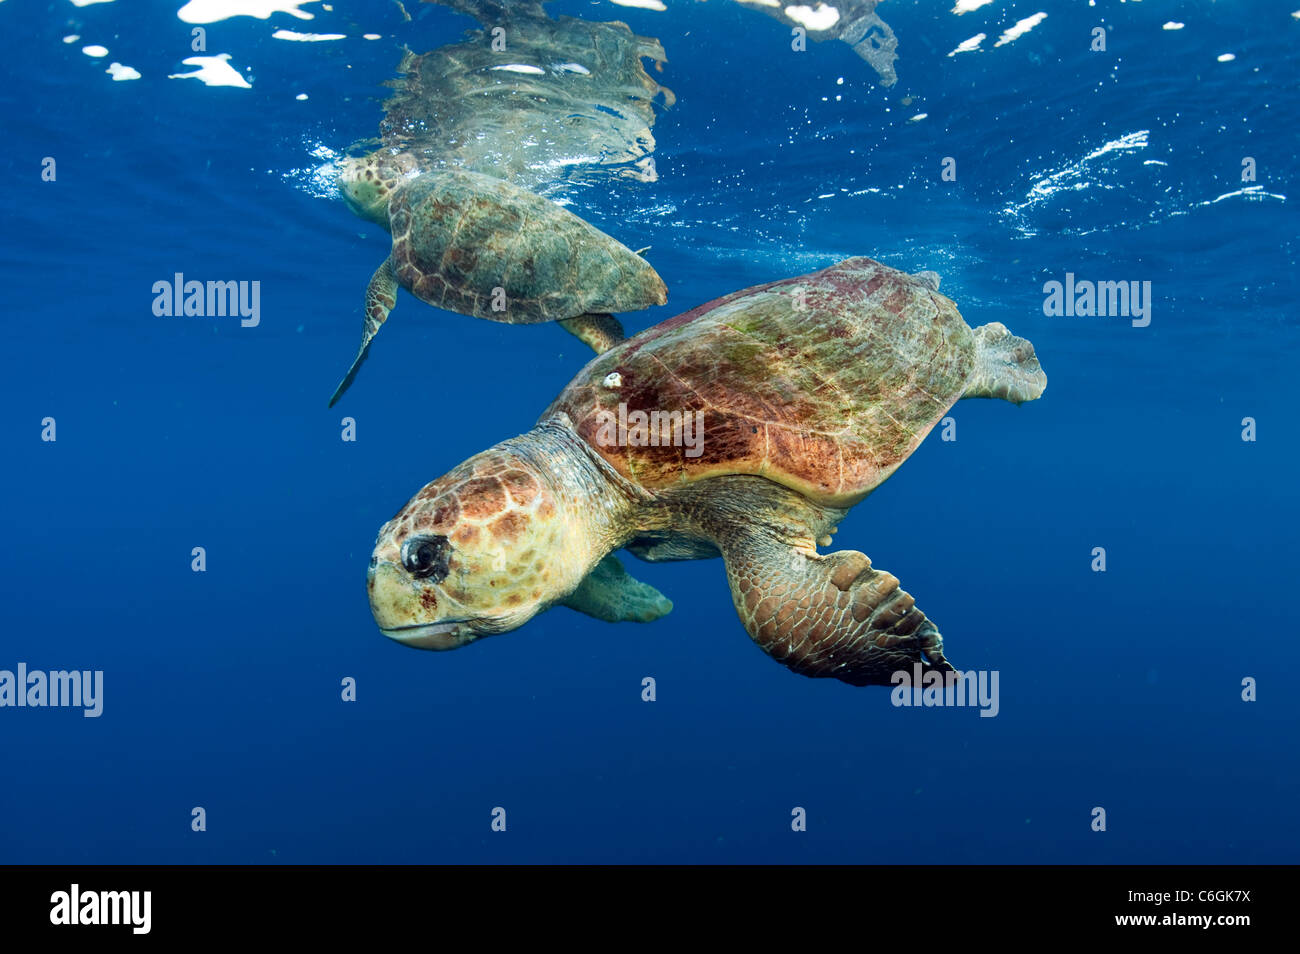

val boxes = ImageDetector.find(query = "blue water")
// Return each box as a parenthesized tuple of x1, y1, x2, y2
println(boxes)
(1, 0, 1296, 864)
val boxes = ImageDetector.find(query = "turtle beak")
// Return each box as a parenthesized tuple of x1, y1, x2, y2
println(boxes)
(380, 621, 474, 650)
(367, 561, 475, 650)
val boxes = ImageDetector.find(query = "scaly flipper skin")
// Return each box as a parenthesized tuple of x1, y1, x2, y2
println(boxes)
(557, 313, 627, 354)
(329, 256, 398, 407)
(561, 552, 672, 623)
(719, 526, 952, 687)
(962, 322, 1047, 404)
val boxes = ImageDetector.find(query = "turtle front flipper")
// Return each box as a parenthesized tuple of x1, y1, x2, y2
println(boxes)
(329, 255, 399, 407)
(560, 552, 672, 623)
(558, 313, 626, 354)
(961, 322, 1047, 405)
(719, 528, 952, 687)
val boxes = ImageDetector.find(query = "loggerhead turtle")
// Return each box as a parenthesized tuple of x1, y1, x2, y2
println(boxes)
(328, 1, 676, 405)
(329, 154, 667, 406)
(364, 257, 1046, 687)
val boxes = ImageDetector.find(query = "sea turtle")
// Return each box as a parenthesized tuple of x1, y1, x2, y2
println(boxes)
(329, 153, 667, 406)
(328, 1, 676, 405)
(364, 257, 1046, 687)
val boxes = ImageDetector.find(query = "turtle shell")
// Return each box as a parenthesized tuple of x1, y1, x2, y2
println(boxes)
(542, 257, 977, 507)
(388, 169, 666, 323)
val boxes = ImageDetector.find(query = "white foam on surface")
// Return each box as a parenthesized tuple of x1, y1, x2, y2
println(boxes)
(994, 12, 1047, 47)
(176, 0, 320, 24)
(609, 0, 666, 9)
(272, 29, 345, 41)
(491, 64, 546, 74)
(106, 62, 141, 81)
(1162, 22, 1184, 30)
(168, 53, 252, 88)
(1003, 129, 1149, 225)
(82, 45, 109, 57)
(952, 0, 992, 14)
(784, 3, 840, 31)
(1196, 186, 1286, 207)
(948, 33, 985, 56)
(281, 142, 347, 200)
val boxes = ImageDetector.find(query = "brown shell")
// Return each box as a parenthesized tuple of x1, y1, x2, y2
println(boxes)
(389, 169, 667, 323)
(542, 257, 977, 507)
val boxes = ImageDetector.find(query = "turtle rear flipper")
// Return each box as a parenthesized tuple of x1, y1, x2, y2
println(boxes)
(720, 525, 951, 688)
(962, 321, 1047, 405)
(558, 313, 626, 354)
(561, 552, 672, 623)
(329, 256, 398, 407)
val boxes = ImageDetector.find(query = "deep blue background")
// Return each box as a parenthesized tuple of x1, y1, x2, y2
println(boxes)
(1, 0, 1296, 863)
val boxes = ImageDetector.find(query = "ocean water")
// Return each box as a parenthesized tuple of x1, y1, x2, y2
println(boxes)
(1, 0, 1296, 865)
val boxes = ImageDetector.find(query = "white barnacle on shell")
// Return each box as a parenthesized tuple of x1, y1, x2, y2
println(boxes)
(602, 372, 623, 389)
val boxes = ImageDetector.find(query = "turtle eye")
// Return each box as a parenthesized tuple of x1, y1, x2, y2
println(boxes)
(401, 534, 450, 582)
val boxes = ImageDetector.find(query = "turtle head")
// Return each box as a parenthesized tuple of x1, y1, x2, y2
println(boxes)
(367, 443, 584, 651)
(337, 150, 421, 229)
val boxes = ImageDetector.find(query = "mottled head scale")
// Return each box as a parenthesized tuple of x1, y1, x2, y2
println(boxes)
(368, 441, 585, 650)
(337, 150, 422, 228)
